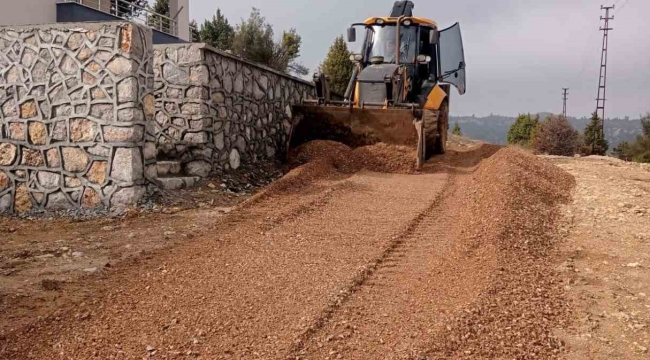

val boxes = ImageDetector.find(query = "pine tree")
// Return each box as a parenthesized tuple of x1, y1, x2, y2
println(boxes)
(189, 20, 200, 43)
(642, 112, 650, 137)
(613, 141, 634, 161)
(200, 9, 235, 51)
(320, 36, 354, 95)
(582, 112, 609, 155)
(452, 122, 462, 136)
(148, 0, 169, 15)
(506, 114, 538, 147)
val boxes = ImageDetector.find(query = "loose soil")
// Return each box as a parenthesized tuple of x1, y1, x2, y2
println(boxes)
(546, 156, 650, 359)
(0, 137, 589, 359)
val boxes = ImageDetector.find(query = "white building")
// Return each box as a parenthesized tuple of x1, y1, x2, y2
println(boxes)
(0, 0, 191, 42)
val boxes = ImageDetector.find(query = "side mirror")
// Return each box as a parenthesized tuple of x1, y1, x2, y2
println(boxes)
(429, 29, 439, 44)
(347, 27, 357, 43)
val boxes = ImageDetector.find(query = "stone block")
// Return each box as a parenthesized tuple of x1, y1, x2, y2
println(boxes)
(87, 161, 108, 184)
(66, 33, 84, 50)
(46, 148, 61, 168)
(158, 177, 200, 190)
(189, 65, 209, 86)
(178, 45, 202, 63)
(110, 148, 143, 182)
(87, 144, 111, 157)
(185, 161, 211, 178)
(144, 94, 155, 118)
(181, 103, 209, 116)
(186, 86, 208, 100)
(103, 125, 144, 143)
(37, 171, 61, 189)
(117, 77, 139, 103)
(91, 87, 108, 100)
(183, 132, 209, 144)
(0, 193, 11, 213)
(144, 142, 157, 160)
(90, 104, 115, 121)
(60, 55, 79, 75)
(214, 132, 225, 150)
(46, 192, 74, 211)
(118, 108, 145, 123)
(110, 186, 145, 208)
(28, 122, 47, 145)
(189, 118, 212, 130)
(20, 100, 38, 119)
(51, 121, 68, 141)
(21, 149, 44, 167)
(145, 164, 158, 180)
(156, 161, 181, 176)
(8, 122, 26, 141)
(2, 99, 17, 117)
(0, 170, 9, 191)
(106, 56, 135, 76)
(82, 187, 102, 208)
(229, 148, 241, 170)
(70, 119, 97, 142)
(62, 147, 90, 172)
(65, 176, 82, 188)
(14, 183, 32, 212)
(212, 92, 225, 104)
(162, 63, 189, 85)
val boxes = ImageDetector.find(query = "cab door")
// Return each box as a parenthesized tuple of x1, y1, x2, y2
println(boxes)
(438, 23, 466, 95)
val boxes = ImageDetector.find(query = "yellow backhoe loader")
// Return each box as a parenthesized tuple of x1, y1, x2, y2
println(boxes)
(289, 1, 466, 169)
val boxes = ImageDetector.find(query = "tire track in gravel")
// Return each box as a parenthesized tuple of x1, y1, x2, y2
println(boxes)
(287, 173, 456, 358)
(289, 160, 498, 360)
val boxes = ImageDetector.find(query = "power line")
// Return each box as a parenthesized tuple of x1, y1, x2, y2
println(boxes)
(613, 0, 632, 15)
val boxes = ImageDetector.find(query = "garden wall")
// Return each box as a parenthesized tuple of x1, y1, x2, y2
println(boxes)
(0, 22, 154, 213)
(152, 43, 314, 177)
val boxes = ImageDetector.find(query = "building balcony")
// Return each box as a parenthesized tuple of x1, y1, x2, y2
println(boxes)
(56, 0, 188, 44)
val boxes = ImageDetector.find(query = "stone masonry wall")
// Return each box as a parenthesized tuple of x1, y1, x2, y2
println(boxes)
(0, 22, 154, 213)
(153, 44, 314, 177)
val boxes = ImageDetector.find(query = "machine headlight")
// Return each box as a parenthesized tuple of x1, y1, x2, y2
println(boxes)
(350, 54, 363, 62)
(403, 20, 412, 26)
(376, 19, 385, 25)
(416, 55, 432, 64)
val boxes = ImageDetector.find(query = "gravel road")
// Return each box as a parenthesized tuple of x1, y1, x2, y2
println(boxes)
(0, 141, 581, 360)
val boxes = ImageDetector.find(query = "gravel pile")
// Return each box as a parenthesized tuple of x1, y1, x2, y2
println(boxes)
(426, 148, 575, 359)
(352, 143, 417, 174)
(257, 140, 417, 200)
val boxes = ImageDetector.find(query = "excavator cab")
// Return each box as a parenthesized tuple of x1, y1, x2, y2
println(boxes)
(289, 1, 466, 169)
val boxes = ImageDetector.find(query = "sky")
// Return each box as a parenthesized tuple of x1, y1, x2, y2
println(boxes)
(187, 0, 649, 119)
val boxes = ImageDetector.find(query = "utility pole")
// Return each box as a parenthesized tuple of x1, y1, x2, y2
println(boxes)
(562, 88, 569, 118)
(596, 5, 614, 138)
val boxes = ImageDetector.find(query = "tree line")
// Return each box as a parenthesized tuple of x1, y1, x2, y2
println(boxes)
(506, 112, 650, 162)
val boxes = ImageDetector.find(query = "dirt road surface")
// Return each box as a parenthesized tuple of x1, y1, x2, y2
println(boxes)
(547, 156, 650, 359)
(5, 140, 645, 359)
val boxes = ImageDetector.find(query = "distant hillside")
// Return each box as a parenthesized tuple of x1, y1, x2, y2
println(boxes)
(450, 114, 644, 149)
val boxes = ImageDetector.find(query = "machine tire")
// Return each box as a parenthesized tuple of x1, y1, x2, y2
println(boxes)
(423, 110, 439, 160)
(434, 101, 449, 155)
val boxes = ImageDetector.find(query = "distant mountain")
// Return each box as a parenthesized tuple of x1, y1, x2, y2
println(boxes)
(450, 114, 644, 149)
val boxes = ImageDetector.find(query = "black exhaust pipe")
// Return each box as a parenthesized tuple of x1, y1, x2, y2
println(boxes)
(390, 1, 414, 17)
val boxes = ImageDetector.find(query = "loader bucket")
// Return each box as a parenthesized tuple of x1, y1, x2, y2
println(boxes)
(288, 105, 427, 168)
